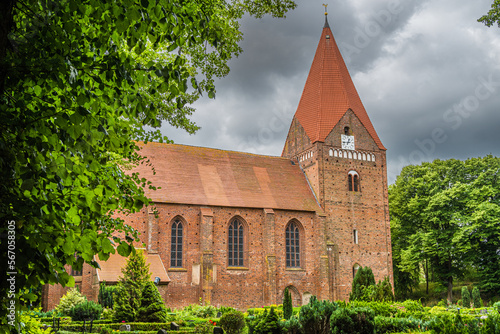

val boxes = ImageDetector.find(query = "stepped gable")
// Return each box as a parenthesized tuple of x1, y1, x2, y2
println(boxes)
(294, 16, 386, 150)
(134, 142, 321, 212)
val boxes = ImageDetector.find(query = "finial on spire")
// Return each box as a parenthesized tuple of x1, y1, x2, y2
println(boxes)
(323, 4, 330, 28)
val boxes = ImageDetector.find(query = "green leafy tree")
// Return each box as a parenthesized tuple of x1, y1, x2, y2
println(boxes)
(389, 157, 500, 301)
(137, 281, 168, 323)
(283, 287, 293, 320)
(472, 286, 481, 308)
(350, 267, 376, 301)
(55, 288, 86, 316)
(0, 0, 296, 329)
(462, 287, 471, 308)
(113, 249, 151, 322)
(479, 0, 500, 27)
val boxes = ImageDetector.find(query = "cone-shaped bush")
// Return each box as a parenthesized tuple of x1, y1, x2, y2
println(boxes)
(350, 267, 376, 301)
(472, 287, 481, 308)
(113, 284, 136, 322)
(137, 281, 168, 322)
(461, 287, 471, 308)
(283, 287, 293, 320)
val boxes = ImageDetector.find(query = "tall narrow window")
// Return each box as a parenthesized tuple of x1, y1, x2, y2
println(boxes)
(353, 264, 361, 279)
(348, 171, 360, 192)
(353, 175, 359, 192)
(171, 219, 183, 268)
(228, 219, 244, 267)
(353, 229, 358, 244)
(286, 222, 300, 268)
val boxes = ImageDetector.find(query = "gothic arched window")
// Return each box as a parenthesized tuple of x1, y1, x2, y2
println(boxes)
(228, 219, 244, 267)
(171, 219, 183, 268)
(286, 221, 301, 268)
(348, 171, 360, 192)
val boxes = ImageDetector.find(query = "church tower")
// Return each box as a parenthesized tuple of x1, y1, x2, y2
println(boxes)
(283, 13, 393, 299)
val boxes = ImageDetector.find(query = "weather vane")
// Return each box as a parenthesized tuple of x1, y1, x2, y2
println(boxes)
(323, 3, 328, 16)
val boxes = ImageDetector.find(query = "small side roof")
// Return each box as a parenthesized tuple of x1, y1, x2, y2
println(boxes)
(95, 251, 170, 284)
(132, 142, 322, 213)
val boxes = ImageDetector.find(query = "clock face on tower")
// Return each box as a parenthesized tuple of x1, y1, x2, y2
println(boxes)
(341, 134, 355, 150)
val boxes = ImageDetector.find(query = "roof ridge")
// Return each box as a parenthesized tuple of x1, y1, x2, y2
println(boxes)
(136, 141, 295, 161)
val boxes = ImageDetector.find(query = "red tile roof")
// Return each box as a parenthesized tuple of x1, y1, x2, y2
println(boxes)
(95, 250, 170, 284)
(294, 19, 386, 150)
(133, 142, 321, 212)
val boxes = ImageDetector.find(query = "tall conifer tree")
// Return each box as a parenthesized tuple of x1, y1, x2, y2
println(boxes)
(113, 249, 151, 322)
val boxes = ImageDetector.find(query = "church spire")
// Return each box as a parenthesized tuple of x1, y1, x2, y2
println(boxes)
(323, 4, 330, 28)
(292, 10, 386, 150)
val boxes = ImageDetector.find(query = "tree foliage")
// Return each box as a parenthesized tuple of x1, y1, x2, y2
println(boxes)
(389, 156, 500, 301)
(54, 288, 86, 316)
(350, 266, 376, 301)
(137, 281, 168, 323)
(283, 287, 293, 320)
(113, 249, 151, 322)
(0, 0, 296, 330)
(462, 287, 471, 308)
(472, 286, 481, 308)
(479, 0, 500, 27)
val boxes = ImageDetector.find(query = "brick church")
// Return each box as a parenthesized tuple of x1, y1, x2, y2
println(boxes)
(43, 15, 393, 311)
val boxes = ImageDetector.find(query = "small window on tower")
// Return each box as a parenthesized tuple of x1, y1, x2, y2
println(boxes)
(344, 126, 350, 135)
(348, 171, 360, 192)
(353, 230, 358, 244)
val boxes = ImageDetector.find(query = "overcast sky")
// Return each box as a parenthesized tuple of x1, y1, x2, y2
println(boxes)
(161, 0, 500, 184)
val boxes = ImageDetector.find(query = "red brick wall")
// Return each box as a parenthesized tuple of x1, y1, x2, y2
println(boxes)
(45, 109, 392, 310)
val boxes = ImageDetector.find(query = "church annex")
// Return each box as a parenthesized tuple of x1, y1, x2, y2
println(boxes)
(43, 15, 393, 311)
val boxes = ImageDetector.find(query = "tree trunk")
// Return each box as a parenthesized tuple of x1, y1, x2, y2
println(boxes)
(447, 257, 453, 303)
(447, 276, 453, 303)
(425, 259, 429, 295)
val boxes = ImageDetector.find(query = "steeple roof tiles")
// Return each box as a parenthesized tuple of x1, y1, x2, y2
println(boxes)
(294, 19, 386, 150)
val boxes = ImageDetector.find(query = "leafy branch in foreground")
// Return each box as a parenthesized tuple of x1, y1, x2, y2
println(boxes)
(0, 0, 296, 331)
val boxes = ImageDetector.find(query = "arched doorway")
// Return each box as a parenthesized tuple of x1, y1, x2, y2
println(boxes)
(283, 285, 302, 307)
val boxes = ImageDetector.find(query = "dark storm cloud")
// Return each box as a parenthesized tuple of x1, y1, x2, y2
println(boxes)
(162, 0, 500, 184)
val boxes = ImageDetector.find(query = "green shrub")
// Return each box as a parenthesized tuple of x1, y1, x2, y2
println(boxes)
(101, 308, 114, 320)
(16, 311, 53, 334)
(373, 277, 394, 302)
(254, 307, 281, 334)
(98, 282, 116, 309)
(68, 300, 103, 321)
(137, 281, 168, 322)
(281, 315, 301, 334)
(330, 307, 375, 334)
(55, 288, 86, 316)
(219, 311, 245, 334)
(349, 301, 396, 317)
(298, 296, 337, 334)
(461, 287, 471, 308)
(350, 267, 376, 301)
(472, 287, 481, 308)
(283, 287, 293, 320)
(374, 316, 422, 333)
(113, 284, 136, 322)
(494, 301, 500, 313)
(401, 300, 424, 313)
